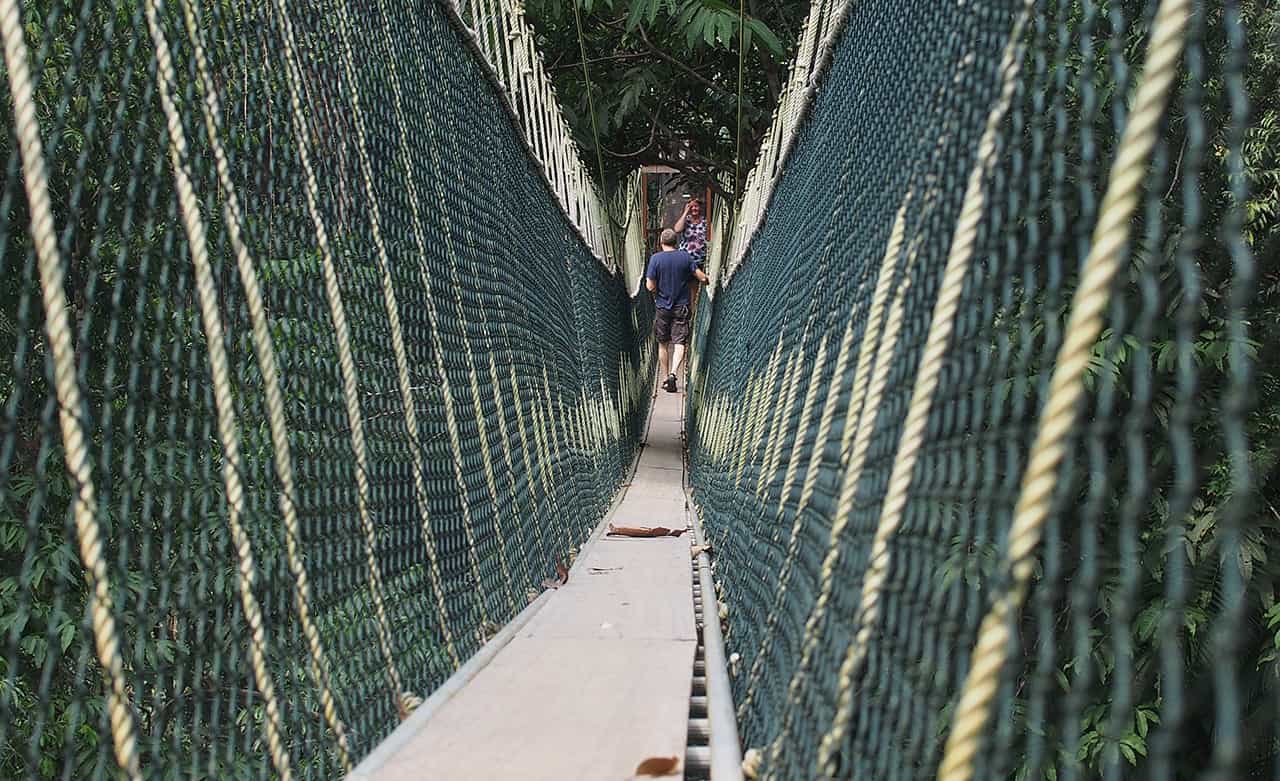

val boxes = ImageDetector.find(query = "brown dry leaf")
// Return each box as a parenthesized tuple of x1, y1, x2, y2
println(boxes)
(541, 558, 570, 590)
(608, 524, 669, 537)
(634, 756, 680, 776)
(608, 524, 688, 538)
(690, 544, 712, 559)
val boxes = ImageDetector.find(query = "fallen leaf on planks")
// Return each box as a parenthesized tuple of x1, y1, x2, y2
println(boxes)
(540, 558, 570, 589)
(634, 756, 680, 776)
(690, 544, 712, 559)
(608, 524, 688, 538)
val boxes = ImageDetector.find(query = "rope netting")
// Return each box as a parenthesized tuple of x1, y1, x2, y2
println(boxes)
(0, 0, 652, 776)
(687, 0, 1276, 779)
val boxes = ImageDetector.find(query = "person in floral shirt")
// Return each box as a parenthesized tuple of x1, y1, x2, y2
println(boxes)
(673, 197, 708, 265)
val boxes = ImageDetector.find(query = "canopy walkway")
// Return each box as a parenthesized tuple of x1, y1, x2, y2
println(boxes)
(0, 0, 1274, 779)
(350, 388, 715, 780)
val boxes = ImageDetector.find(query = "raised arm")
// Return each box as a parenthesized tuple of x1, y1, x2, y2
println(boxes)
(673, 201, 691, 234)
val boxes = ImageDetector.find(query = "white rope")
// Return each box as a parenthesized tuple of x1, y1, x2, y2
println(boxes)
(767, 187, 916, 767)
(387, 0, 529, 615)
(722, 0, 858, 283)
(737, 331, 840, 719)
(937, 3, 1191, 777)
(442, 0, 614, 266)
(144, 2, 299, 775)
(815, 6, 1033, 770)
(266, 0, 405, 703)
(754, 349, 803, 501)
(172, 0, 353, 761)
(337, 0, 484, 661)
(0, 2, 141, 775)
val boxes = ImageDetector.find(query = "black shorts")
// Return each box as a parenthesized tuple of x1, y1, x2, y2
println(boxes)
(654, 305, 691, 345)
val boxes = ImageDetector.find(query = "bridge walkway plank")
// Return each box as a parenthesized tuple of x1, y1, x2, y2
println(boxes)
(356, 388, 694, 781)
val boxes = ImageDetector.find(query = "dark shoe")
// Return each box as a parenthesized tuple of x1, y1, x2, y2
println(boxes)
(662, 374, 677, 393)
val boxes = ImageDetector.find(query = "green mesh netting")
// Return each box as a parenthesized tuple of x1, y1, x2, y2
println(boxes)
(3, 0, 1278, 777)
(0, 0, 651, 776)
(687, 0, 1275, 779)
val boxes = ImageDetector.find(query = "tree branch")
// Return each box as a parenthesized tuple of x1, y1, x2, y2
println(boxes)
(602, 20, 757, 112)
(546, 51, 650, 74)
(600, 111, 661, 159)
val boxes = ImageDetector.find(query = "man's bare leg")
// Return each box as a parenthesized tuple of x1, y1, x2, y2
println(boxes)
(671, 343, 687, 379)
(658, 341, 671, 385)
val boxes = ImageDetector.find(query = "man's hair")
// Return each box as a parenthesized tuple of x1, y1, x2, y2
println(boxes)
(660, 228, 678, 247)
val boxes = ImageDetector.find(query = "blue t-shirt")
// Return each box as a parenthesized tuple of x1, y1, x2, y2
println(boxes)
(645, 250, 700, 310)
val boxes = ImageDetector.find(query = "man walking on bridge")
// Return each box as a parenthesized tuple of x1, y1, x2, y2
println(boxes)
(647, 228, 710, 393)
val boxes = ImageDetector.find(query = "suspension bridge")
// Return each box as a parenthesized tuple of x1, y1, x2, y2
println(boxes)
(0, 0, 1271, 779)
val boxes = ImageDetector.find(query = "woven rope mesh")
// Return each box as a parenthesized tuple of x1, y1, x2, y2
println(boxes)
(687, 0, 1275, 778)
(0, 0, 652, 776)
(1, 0, 1276, 777)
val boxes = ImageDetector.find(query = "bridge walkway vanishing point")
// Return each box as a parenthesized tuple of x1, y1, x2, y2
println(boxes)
(350, 385, 725, 780)
(0, 0, 1273, 779)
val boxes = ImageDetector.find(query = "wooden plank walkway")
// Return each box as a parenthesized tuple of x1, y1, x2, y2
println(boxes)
(352, 388, 695, 780)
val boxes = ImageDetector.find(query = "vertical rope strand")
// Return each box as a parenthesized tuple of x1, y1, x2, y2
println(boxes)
(571, 0, 609, 201)
(266, 0, 405, 705)
(142, 4, 293, 775)
(732, 0, 747, 209)
(172, 0, 351, 762)
(0, 2, 142, 776)
(937, 3, 1191, 778)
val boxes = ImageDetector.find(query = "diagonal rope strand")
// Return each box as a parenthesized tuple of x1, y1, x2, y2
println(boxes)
(266, 0, 406, 707)
(0, 2, 142, 776)
(937, 3, 1192, 777)
(142, 3, 293, 774)
(814, 6, 1034, 772)
(173, 0, 352, 761)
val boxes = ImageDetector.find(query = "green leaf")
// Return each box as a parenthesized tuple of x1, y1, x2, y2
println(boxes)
(746, 18, 784, 57)
(685, 18, 702, 47)
(20, 635, 48, 666)
(624, 0, 649, 30)
(58, 619, 76, 653)
(1119, 742, 1137, 765)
